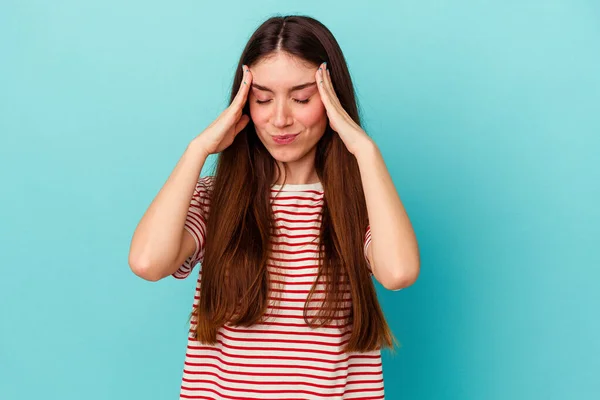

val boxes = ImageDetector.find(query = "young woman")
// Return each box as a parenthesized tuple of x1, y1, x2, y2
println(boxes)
(129, 15, 419, 399)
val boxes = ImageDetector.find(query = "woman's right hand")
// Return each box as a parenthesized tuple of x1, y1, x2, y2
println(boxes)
(194, 65, 253, 155)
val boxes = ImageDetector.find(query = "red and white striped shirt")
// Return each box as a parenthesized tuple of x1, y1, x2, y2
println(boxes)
(172, 176, 383, 399)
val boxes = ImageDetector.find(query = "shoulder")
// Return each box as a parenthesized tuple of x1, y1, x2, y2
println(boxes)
(195, 175, 216, 194)
(190, 175, 214, 210)
(198, 175, 215, 186)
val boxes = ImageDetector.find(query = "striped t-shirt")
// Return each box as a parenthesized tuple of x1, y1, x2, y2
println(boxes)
(172, 176, 383, 399)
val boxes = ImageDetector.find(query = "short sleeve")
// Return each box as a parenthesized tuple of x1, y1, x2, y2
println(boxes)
(364, 224, 374, 277)
(171, 176, 213, 279)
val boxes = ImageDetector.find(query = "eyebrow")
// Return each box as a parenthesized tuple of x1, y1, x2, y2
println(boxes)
(251, 82, 316, 93)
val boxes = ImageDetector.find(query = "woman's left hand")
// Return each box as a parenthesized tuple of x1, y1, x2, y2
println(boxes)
(315, 62, 373, 157)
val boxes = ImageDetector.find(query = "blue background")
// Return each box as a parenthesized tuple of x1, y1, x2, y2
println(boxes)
(1, 1, 598, 399)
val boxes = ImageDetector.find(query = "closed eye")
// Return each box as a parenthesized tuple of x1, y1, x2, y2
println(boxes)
(255, 98, 310, 105)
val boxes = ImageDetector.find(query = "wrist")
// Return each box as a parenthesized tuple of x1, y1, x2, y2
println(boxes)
(354, 137, 378, 162)
(187, 137, 211, 160)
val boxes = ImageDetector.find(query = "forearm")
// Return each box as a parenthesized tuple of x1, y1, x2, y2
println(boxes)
(129, 138, 209, 276)
(356, 140, 420, 290)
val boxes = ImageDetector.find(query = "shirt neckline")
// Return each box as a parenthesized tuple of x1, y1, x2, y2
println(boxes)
(271, 181, 323, 191)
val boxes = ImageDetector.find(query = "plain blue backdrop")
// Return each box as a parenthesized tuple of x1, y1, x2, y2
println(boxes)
(1, 1, 598, 399)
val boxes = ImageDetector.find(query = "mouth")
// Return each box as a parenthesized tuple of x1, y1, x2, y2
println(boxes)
(272, 133, 299, 145)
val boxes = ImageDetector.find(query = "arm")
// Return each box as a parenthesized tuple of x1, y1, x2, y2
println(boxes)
(129, 64, 254, 281)
(128, 138, 210, 282)
(311, 63, 419, 290)
(356, 140, 420, 291)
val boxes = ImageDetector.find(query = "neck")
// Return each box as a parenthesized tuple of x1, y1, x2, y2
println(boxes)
(272, 146, 320, 185)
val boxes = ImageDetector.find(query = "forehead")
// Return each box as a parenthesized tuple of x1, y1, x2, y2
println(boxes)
(250, 52, 317, 90)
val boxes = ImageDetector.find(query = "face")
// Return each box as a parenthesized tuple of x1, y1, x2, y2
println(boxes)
(248, 52, 328, 168)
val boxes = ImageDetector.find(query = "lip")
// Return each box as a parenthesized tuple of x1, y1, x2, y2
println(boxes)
(272, 133, 299, 145)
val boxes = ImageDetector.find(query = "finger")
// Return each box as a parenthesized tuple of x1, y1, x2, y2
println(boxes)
(230, 67, 247, 108)
(322, 66, 341, 108)
(320, 63, 338, 105)
(218, 67, 250, 129)
(232, 65, 252, 108)
(317, 63, 324, 84)
(318, 63, 327, 90)
(316, 63, 331, 106)
(319, 65, 357, 128)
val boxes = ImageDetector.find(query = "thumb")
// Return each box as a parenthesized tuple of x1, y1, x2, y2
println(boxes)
(234, 114, 251, 134)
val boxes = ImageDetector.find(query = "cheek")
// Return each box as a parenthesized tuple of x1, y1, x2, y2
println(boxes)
(249, 103, 270, 128)
(296, 101, 327, 127)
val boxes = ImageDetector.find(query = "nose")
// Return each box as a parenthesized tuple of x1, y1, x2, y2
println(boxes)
(271, 99, 293, 129)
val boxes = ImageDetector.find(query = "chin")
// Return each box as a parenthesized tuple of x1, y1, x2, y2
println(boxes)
(266, 147, 304, 163)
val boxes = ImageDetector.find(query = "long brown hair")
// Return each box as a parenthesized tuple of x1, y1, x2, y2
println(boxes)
(191, 15, 399, 353)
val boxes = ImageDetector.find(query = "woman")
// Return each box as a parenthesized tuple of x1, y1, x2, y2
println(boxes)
(129, 14, 420, 399)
